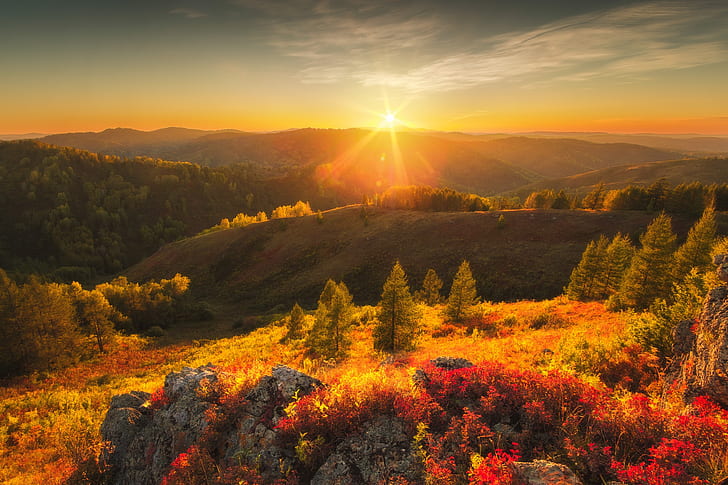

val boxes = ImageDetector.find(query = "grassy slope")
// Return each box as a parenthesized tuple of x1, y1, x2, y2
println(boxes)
(125, 206, 700, 313)
(0, 297, 627, 485)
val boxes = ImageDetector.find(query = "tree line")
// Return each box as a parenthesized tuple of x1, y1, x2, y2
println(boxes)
(282, 260, 480, 359)
(375, 185, 490, 212)
(525, 180, 728, 215)
(0, 270, 191, 377)
(566, 207, 727, 360)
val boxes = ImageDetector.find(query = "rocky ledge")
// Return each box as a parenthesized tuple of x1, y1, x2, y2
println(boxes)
(99, 357, 587, 484)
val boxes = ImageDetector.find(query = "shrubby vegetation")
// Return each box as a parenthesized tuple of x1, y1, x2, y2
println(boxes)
(201, 200, 313, 234)
(0, 269, 190, 377)
(5, 271, 728, 483)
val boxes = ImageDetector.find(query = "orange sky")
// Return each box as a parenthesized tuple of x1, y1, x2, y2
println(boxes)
(2, 1, 727, 135)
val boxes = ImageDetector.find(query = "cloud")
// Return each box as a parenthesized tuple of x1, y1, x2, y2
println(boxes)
(169, 8, 207, 19)
(239, 0, 728, 92)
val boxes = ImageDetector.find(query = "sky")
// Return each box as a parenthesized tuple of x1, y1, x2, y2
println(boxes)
(2, 0, 728, 134)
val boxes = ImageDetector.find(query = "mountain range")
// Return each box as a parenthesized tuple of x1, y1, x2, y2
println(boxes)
(36, 127, 694, 196)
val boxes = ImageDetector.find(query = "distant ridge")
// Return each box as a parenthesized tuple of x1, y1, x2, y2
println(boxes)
(513, 157, 728, 195)
(0, 133, 46, 141)
(39, 127, 682, 196)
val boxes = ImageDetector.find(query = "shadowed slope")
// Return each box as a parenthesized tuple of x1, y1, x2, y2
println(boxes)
(125, 206, 701, 311)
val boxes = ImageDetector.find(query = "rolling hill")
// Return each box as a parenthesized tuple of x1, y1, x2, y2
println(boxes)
(521, 132, 728, 155)
(125, 205, 710, 312)
(515, 157, 728, 195)
(40, 127, 682, 196)
(41, 127, 247, 158)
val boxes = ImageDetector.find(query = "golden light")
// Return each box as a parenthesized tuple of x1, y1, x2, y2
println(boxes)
(380, 111, 399, 128)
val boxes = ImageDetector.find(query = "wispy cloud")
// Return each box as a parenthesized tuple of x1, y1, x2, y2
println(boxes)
(170, 7, 207, 19)
(238, 0, 728, 92)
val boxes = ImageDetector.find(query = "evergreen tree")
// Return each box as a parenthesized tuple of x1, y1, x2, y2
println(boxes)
(284, 303, 306, 341)
(374, 262, 421, 353)
(618, 213, 677, 309)
(565, 236, 609, 301)
(602, 233, 635, 298)
(307, 281, 354, 359)
(445, 260, 479, 322)
(317, 279, 338, 308)
(416, 268, 444, 306)
(672, 207, 717, 284)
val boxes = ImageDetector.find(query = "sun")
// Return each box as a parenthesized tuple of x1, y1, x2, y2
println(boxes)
(380, 111, 399, 129)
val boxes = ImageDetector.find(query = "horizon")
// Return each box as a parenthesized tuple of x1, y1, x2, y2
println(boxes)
(2, 1, 727, 135)
(3, 125, 728, 138)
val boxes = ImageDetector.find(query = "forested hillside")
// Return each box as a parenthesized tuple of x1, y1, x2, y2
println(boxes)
(0, 141, 282, 279)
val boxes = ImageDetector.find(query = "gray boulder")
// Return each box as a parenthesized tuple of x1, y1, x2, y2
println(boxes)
(99, 364, 322, 484)
(310, 416, 421, 484)
(514, 460, 584, 484)
(686, 285, 728, 405)
(413, 356, 474, 387)
(223, 365, 322, 481)
(100, 364, 220, 485)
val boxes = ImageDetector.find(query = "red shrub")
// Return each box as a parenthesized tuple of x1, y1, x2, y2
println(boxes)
(613, 438, 709, 485)
(468, 448, 521, 485)
(149, 387, 170, 410)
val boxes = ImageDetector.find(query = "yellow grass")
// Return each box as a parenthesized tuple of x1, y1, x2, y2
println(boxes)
(0, 298, 628, 484)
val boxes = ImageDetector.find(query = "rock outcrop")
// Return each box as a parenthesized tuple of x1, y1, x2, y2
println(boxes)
(100, 358, 588, 485)
(680, 254, 728, 406)
(100, 365, 221, 485)
(412, 356, 473, 387)
(514, 460, 583, 485)
(221, 365, 323, 481)
(310, 415, 420, 484)
(100, 364, 321, 485)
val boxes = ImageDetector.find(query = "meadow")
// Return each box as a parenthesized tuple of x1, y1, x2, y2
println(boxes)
(3, 296, 726, 484)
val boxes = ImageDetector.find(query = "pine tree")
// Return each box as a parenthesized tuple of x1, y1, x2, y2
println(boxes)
(601, 233, 634, 298)
(619, 213, 677, 309)
(318, 279, 338, 307)
(565, 236, 609, 301)
(307, 281, 354, 359)
(284, 303, 306, 341)
(416, 268, 444, 306)
(374, 262, 421, 353)
(672, 207, 717, 284)
(445, 260, 479, 322)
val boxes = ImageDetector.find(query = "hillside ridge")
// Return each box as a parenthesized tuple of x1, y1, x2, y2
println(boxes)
(125, 206, 705, 311)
